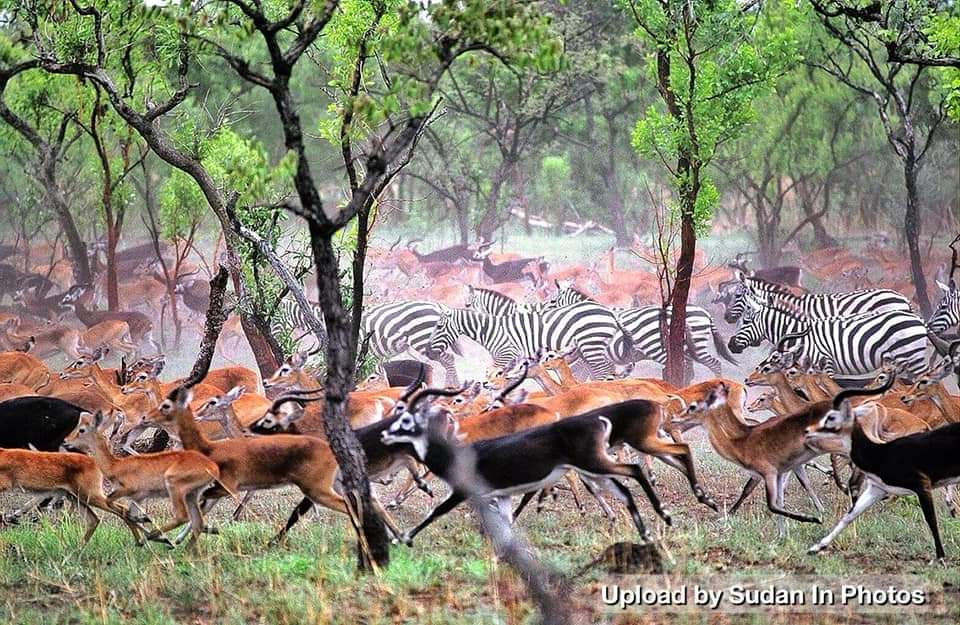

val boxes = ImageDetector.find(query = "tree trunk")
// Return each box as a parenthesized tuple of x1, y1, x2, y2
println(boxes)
(904, 156, 931, 316)
(41, 156, 91, 286)
(665, 172, 696, 387)
(240, 312, 282, 377)
(309, 223, 390, 569)
(351, 205, 370, 340)
(809, 179, 837, 249)
(105, 223, 120, 311)
(52, 201, 92, 286)
(476, 165, 508, 241)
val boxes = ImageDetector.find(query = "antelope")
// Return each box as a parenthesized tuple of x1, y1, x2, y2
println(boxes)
(262, 351, 410, 430)
(0, 395, 86, 451)
(672, 383, 835, 536)
(59, 285, 159, 353)
(195, 386, 273, 438)
(0, 448, 149, 545)
(145, 386, 358, 544)
(78, 321, 139, 358)
(169, 366, 262, 396)
(806, 379, 960, 561)
(247, 374, 433, 539)
(901, 359, 960, 424)
(381, 384, 728, 545)
(64, 411, 222, 548)
(0, 318, 81, 359)
(748, 391, 788, 416)
(0, 382, 32, 402)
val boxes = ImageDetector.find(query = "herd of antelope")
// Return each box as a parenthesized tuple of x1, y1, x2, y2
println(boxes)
(0, 234, 959, 564)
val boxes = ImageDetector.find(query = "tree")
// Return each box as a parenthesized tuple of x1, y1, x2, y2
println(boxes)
(186, 0, 558, 569)
(76, 86, 146, 310)
(20, 0, 558, 571)
(811, 0, 951, 315)
(625, 0, 797, 384)
(0, 59, 92, 284)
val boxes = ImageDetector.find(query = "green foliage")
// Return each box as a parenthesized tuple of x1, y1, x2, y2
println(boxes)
(626, 0, 801, 228)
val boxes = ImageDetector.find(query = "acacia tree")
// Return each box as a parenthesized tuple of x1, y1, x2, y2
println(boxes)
(182, 0, 558, 569)
(77, 86, 146, 310)
(810, 0, 950, 316)
(21, 0, 557, 570)
(624, 0, 797, 384)
(0, 60, 92, 284)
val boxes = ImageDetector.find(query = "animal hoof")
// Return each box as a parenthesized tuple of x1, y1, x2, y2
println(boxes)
(808, 544, 824, 554)
(202, 525, 220, 535)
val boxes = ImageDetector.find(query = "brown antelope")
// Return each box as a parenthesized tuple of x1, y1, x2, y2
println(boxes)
(195, 386, 273, 438)
(748, 391, 788, 416)
(262, 352, 409, 430)
(672, 383, 834, 536)
(65, 411, 222, 548)
(170, 366, 262, 395)
(78, 321, 139, 358)
(0, 318, 82, 359)
(0, 448, 149, 545)
(901, 359, 960, 425)
(0, 351, 51, 389)
(145, 386, 360, 544)
(0, 382, 32, 402)
(798, 359, 946, 427)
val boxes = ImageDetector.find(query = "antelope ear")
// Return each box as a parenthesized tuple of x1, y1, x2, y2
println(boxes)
(290, 351, 309, 369)
(840, 399, 854, 422)
(92, 411, 105, 429)
(733, 269, 745, 282)
(227, 385, 245, 401)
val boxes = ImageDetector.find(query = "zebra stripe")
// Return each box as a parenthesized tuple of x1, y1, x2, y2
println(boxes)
(269, 299, 325, 341)
(464, 286, 524, 316)
(545, 284, 736, 375)
(724, 276, 911, 324)
(361, 300, 459, 383)
(729, 299, 928, 379)
(429, 302, 634, 378)
(928, 281, 960, 335)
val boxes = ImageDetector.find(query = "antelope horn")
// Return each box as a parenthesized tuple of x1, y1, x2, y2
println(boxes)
(408, 384, 470, 412)
(831, 374, 895, 409)
(274, 387, 326, 397)
(399, 364, 426, 402)
(776, 329, 809, 352)
(268, 393, 325, 414)
(495, 362, 529, 404)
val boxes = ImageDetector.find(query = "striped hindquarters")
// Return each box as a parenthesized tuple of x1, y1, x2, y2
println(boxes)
(361, 300, 448, 357)
(808, 310, 928, 379)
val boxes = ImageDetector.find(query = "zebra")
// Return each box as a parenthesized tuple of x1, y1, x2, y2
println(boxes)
(544, 282, 738, 376)
(428, 303, 635, 378)
(721, 271, 912, 324)
(728, 295, 929, 381)
(464, 286, 526, 316)
(269, 298, 326, 347)
(928, 279, 960, 335)
(360, 300, 459, 384)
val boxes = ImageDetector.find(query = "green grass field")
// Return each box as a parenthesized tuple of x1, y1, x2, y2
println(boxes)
(2, 444, 958, 625)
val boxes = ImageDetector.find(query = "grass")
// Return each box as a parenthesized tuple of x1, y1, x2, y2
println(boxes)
(2, 446, 959, 625)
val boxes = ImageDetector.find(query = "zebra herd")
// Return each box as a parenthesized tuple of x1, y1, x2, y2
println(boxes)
(361, 283, 739, 383)
(356, 272, 960, 385)
(269, 269, 960, 385)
